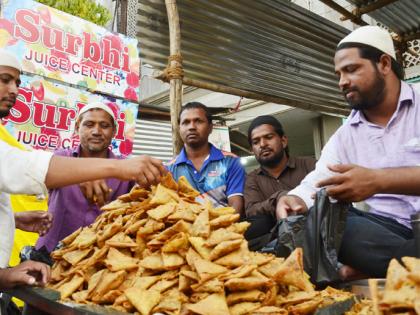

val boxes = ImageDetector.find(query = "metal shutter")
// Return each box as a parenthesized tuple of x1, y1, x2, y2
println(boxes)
(133, 119, 174, 163)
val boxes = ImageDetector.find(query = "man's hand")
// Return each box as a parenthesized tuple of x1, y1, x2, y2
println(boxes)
(116, 156, 167, 187)
(316, 164, 381, 202)
(276, 195, 308, 220)
(228, 195, 244, 217)
(14, 211, 52, 236)
(0, 260, 51, 290)
(79, 180, 111, 206)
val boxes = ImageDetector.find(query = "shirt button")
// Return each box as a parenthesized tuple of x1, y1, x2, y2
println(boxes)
(194, 171, 197, 174)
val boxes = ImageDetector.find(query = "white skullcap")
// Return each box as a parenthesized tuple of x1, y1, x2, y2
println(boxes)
(78, 102, 117, 124)
(0, 49, 22, 71)
(338, 26, 396, 60)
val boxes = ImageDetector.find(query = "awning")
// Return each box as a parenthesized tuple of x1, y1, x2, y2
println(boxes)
(346, 0, 420, 37)
(137, 0, 351, 116)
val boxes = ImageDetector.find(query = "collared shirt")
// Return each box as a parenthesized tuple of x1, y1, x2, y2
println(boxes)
(0, 140, 52, 267)
(36, 145, 134, 252)
(290, 82, 420, 228)
(167, 144, 245, 208)
(244, 156, 316, 217)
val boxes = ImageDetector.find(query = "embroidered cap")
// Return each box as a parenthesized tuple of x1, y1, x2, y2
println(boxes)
(338, 26, 396, 60)
(78, 102, 117, 125)
(0, 49, 22, 71)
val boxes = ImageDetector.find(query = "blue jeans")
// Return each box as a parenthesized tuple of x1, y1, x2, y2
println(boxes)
(338, 207, 414, 278)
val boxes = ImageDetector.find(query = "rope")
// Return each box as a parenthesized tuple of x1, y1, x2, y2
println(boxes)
(162, 53, 184, 81)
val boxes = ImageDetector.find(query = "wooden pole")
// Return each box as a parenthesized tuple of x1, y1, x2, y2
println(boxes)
(356, 0, 397, 15)
(318, 0, 366, 25)
(340, 0, 398, 21)
(154, 71, 350, 117)
(119, 0, 128, 35)
(164, 0, 184, 155)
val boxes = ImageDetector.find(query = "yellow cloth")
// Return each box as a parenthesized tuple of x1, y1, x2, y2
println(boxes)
(0, 124, 48, 267)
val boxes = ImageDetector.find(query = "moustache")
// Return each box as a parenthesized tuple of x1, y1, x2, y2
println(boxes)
(343, 88, 358, 96)
(0, 96, 17, 104)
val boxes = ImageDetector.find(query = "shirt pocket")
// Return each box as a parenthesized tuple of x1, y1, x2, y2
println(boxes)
(401, 137, 420, 166)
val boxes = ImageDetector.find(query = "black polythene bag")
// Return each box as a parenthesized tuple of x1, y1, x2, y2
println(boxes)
(273, 189, 349, 287)
(0, 293, 21, 315)
(20, 245, 53, 266)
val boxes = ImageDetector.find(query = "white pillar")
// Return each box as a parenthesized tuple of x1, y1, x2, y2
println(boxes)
(312, 115, 343, 159)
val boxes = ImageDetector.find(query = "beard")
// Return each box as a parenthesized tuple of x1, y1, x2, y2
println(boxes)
(0, 98, 14, 118)
(183, 133, 209, 150)
(343, 72, 386, 110)
(185, 138, 204, 148)
(0, 108, 10, 119)
(84, 141, 109, 154)
(257, 148, 285, 168)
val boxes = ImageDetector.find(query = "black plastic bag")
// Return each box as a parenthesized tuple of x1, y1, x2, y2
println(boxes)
(0, 293, 21, 315)
(273, 189, 349, 286)
(20, 246, 53, 266)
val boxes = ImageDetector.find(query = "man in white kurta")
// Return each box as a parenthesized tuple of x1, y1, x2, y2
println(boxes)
(0, 140, 53, 268)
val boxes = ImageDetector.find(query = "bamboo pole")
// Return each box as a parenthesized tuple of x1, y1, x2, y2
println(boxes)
(164, 0, 184, 155)
(155, 70, 350, 117)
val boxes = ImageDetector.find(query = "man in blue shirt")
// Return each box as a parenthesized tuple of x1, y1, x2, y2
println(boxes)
(167, 102, 245, 215)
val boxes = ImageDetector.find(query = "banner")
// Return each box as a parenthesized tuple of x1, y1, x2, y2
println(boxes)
(0, 0, 140, 101)
(209, 125, 231, 152)
(2, 75, 138, 155)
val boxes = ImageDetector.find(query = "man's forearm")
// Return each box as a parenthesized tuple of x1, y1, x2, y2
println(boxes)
(376, 167, 420, 195)
(245, 199, 275, 217)
(45, 156, 118, 189)
(228, 196, 244, 216)
(0, 268, 10, 290)
(245, 191, 286, 217)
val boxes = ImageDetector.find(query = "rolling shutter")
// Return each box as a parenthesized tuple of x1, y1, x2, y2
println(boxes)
(132, 119, 174, 163)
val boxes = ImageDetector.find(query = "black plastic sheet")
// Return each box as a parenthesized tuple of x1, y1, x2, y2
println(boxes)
(273, 189, 349, 286)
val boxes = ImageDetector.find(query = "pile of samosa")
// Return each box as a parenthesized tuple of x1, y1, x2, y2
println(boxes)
(48, 173, 353, 315)
(346, 257, 420, 315)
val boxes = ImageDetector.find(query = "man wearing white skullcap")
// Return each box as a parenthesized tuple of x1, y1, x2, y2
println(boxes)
(277, 25, 418, 279)
(0, 48, 55, 291)
(36, 101, 135, 253)
(0, 49, 22, 117)
(0, 49, 166, 290)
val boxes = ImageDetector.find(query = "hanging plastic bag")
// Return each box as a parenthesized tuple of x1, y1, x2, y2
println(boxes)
(273, 189, 349, 286)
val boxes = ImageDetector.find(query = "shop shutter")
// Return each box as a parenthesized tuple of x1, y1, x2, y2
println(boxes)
(132, 119, 174, 163)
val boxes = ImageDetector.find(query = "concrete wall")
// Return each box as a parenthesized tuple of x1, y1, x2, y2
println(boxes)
(313, 115, 343, 159)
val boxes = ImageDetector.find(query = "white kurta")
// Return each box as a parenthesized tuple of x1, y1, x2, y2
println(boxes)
(0, 140, 52, 267)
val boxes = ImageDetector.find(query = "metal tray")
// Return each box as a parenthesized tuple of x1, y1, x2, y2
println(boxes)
(8, 286, 359, 315)
(314, 297, 357, 315)
(7, 287, 128, 315)
(337, 279, 385, 299)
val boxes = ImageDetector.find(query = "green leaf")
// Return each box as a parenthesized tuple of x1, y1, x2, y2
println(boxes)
(36, 0, 111, 26)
